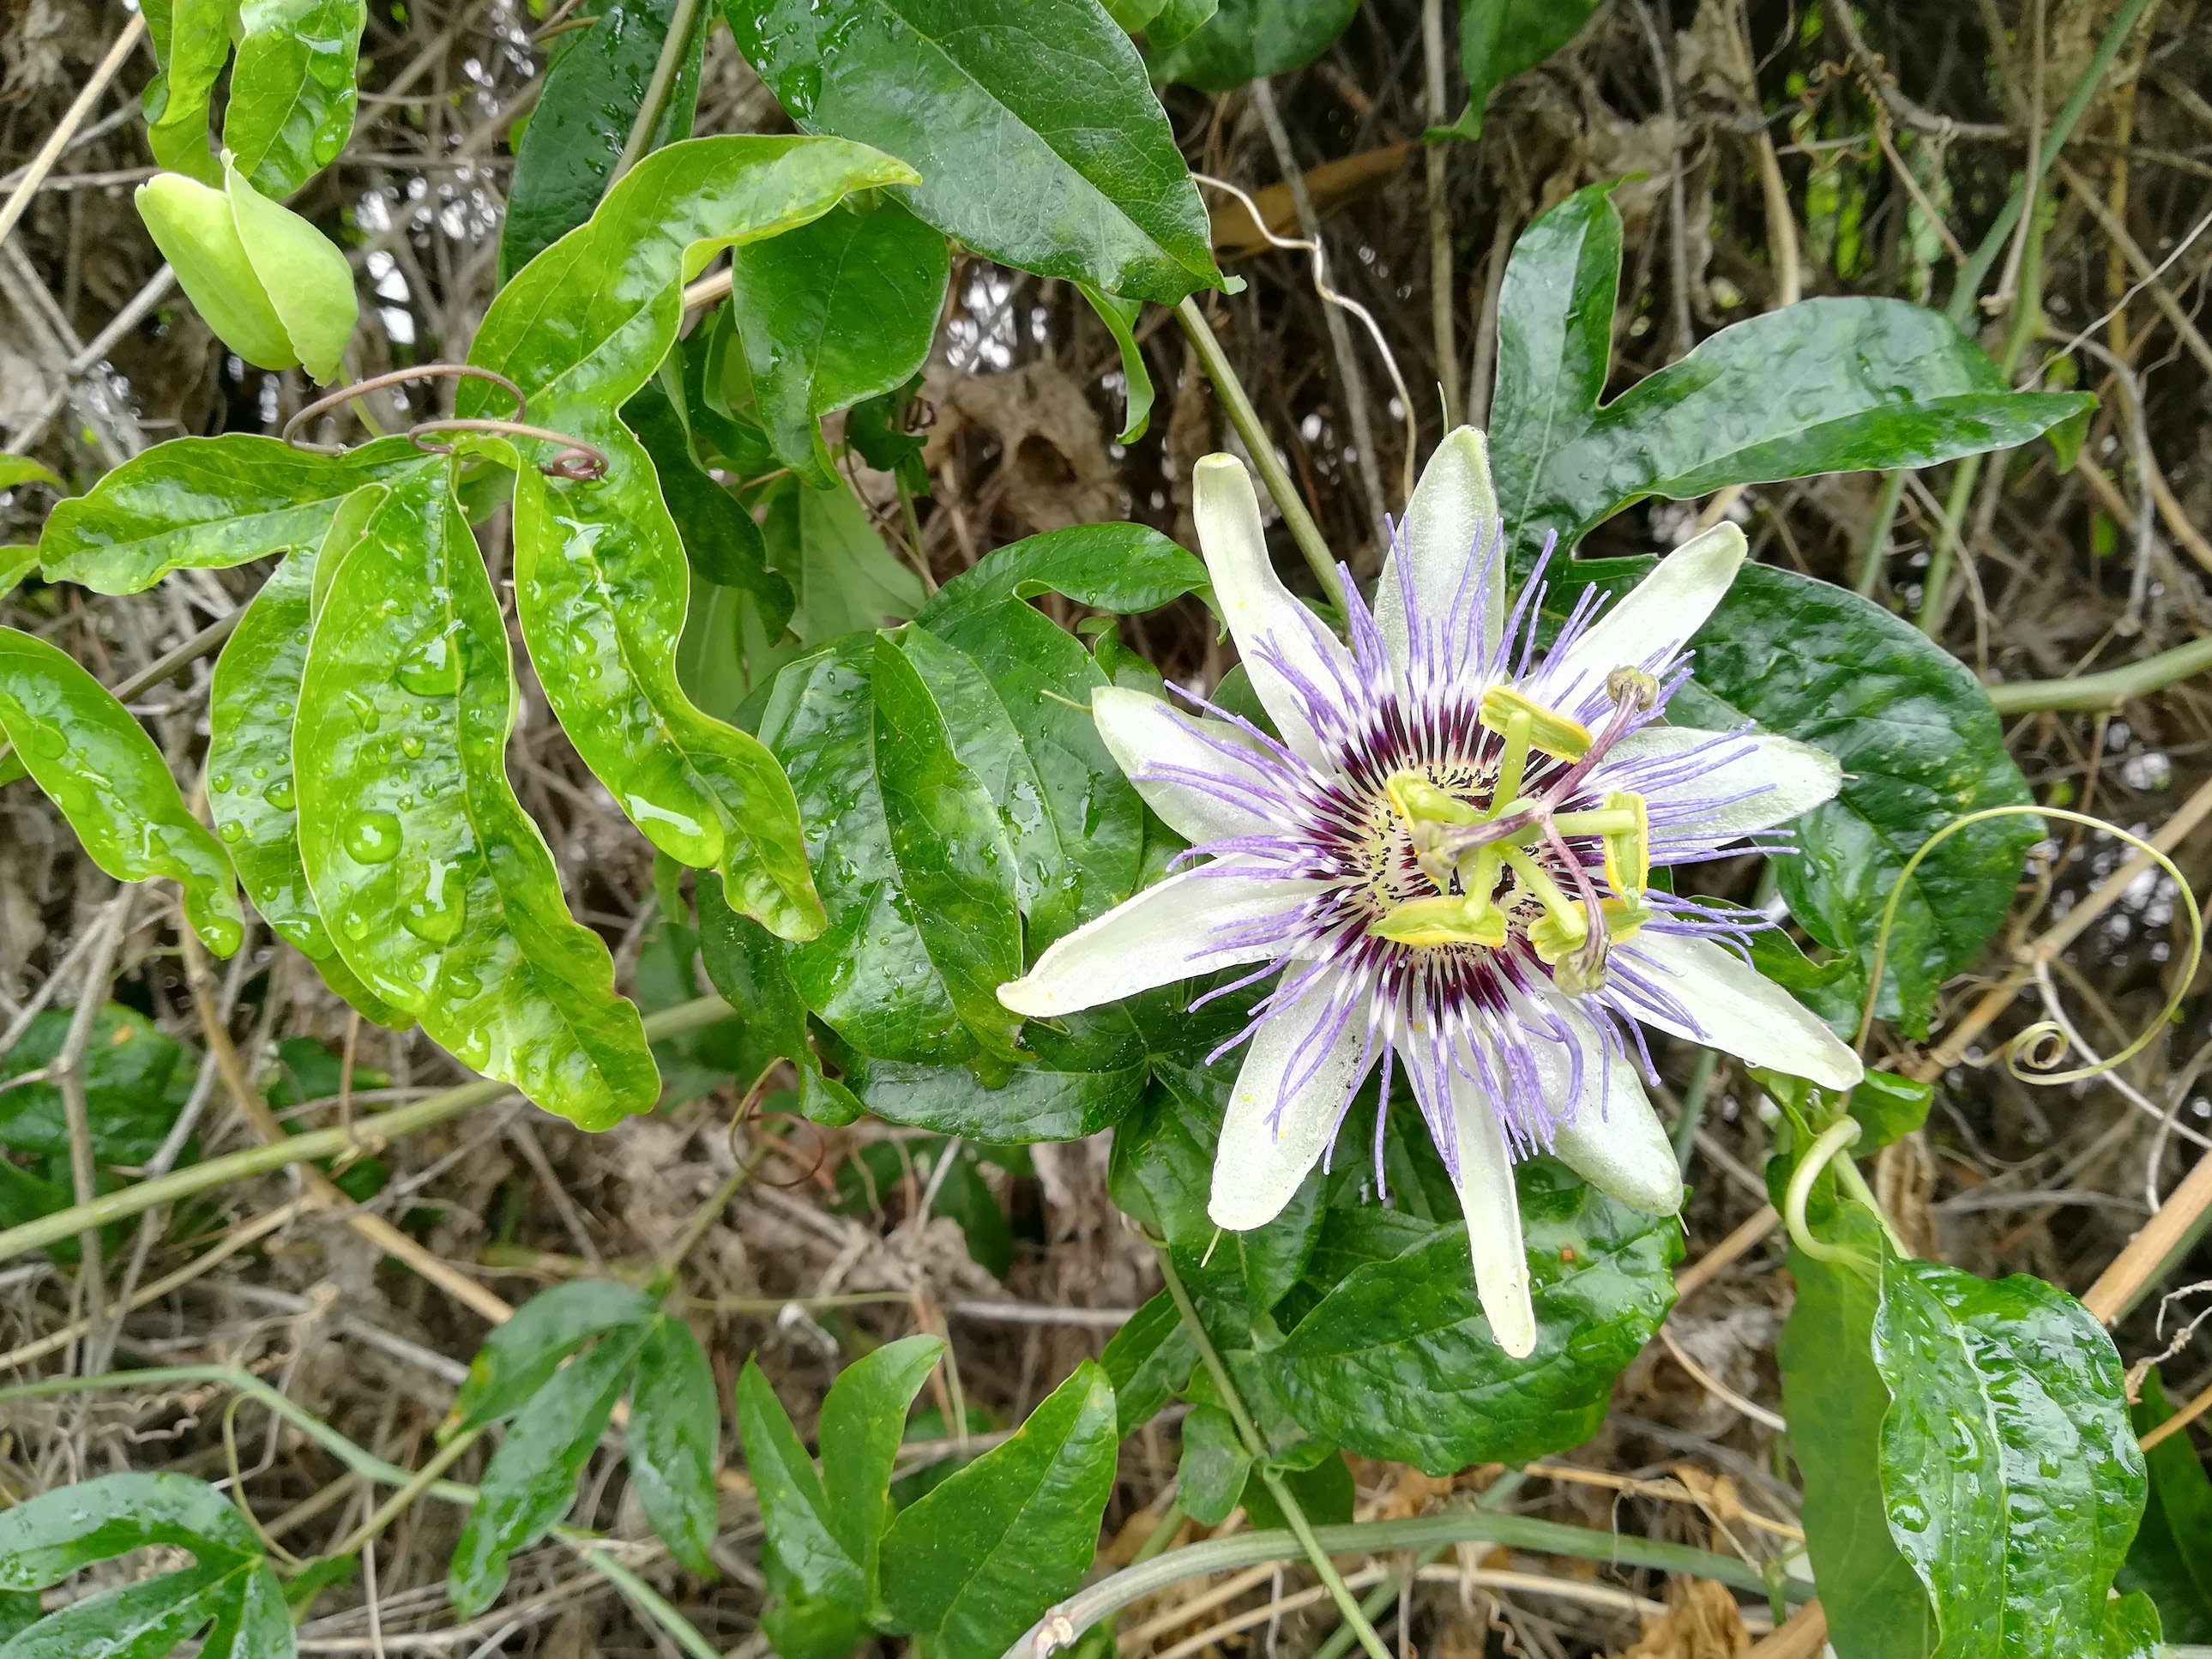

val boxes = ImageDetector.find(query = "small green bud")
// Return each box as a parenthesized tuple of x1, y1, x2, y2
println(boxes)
(136, 154, 357, 382)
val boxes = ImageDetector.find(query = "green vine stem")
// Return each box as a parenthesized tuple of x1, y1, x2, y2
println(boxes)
(1153, 1245, 1391, 1659)
(1008, 1508, 1813, 1656)
(607, 0, 705, 190)
(1175, 295, 1347, 610)
(1985, 633, 2212, 714)
(1783, 1116, 1878, 1265)
(0, 993, 738, 1265)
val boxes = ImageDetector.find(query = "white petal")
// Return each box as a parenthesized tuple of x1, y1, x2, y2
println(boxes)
(1092, 686, 1275, 845)
(1208, 970, 1377, 1231)
(1618, 930, 1863, 1090)
(997, 867, 1319, 1018)
(1598, 724, 1842, 837)
(1526, 992, 1683, 1215)
(1194, 453, 1353, 766)
(1376, 426, 1503, 673)
(1448, 1065, 1538, 1359)
(1546, 521, 1747, 709)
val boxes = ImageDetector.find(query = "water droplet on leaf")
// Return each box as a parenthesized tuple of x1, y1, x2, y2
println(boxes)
(344, 809, 404, 865)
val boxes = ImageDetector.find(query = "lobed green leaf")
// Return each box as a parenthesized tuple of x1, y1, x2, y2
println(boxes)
(627, 1314, 723, 1578)
(734, 1357, 870, 1611)
(818, 1332, 947, 1611)
(449, 1277, 657, 1434)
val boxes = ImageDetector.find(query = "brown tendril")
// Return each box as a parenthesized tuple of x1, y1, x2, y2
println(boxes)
(280, 365, 526, 448)
(407, 418, 609, 480)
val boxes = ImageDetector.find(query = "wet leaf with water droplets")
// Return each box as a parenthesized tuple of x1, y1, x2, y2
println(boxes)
(223, 0, 369, 196)
(294, 462, 657, 1130)
(0, 627, 243, 956)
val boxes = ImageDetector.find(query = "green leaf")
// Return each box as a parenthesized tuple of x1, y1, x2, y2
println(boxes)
(0, 1472, 258, 1582)
(1873, 1258, 2151, 1659)
(0, 459, 60, 492)
(295, 462, 659, 1131)
(1080, 286, 1154, 443)
(880, 1360, 1118, 1659)
(208, 543, 404, 1027)
(224, 0, 369, 196)
(734, 1357, 870, 1610)
(846, 1049, 1147, 1142)
(695, 878, 865, 1123)
(1099, 1290, 1194, 1435)
(628, 1313, 721, 1577)
(1757, 1067, 1932, 1154)
(758, 634, 1017, 1065)
(465, 138, 915, 941)
(2119, 1368, 2212, 1642)
(449, 1278, 657, 1433)
(449, 1322, 652, 1617)
(1437, 0, 1600, 140)
(1175, 1403, 1252, 1527)
(724, 0, 1220, 303)
(36, 433, 425, 595)
(1490, 183, 2094, 555)
(725, 196, 950, 484)
(1146, 0, 1356, 92)
(1686, 564, 2040, 1034)
(628, 378, 792, 636)
(0, 626, 243, 956)
(819, 1332, 947, 1609)
(763, 474, 927, 647)
(0, 1004, 190, 1165)
(1778, 1206, 1939, 1659)
(499, 0, 706, 281)
(1243, 1451, 1354, 1529)
(913, 523, 1210, 632)
(0, 550, 33, 603)
(1269, 1161, 1679, 1472)
(142, 0, 232, 183)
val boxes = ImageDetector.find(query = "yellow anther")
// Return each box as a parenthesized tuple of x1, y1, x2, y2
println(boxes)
(1531, 896, 1651, 967)
(1600, 789, 1649, 896)
(1605, 666, 1661, 709)
(1385, 770, 1480, 827)
(1480, 686, 1590, 762)
(1368, 892, 1508, 949)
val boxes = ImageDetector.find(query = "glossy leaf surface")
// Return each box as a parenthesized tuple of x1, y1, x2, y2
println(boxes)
(0, 626, 242, 956)
(735, 1358, 869, 1610)
(880, 1360, 1118, 1659)
(449, 1278, 656, 1432)
(0, 1004, 190, 1166)
(1099, 1290, 1195, 1435)
(2119, 1370, 2212, 1641)
(628, 379, 790, 635)
(295, 463, 658, 1129)
(628, 1314, 721, 1578)
(449, 1323, 651, 1616)
(1147, 0, 1357, 92)
(763, 474, 927, 647)
(696, 877, 865, 1122)
(467, 138, 914, 940)
(226, 0, 369, 196)
(817, 1333, 946, 1609)
(1490, 184, 2091, 554)
(208, 543, 402, 1026)
(1082, 285, 1154, 443)
(500, 0, 704, 279)
(1176, 1403, 1252, 1526)
(1440, 0, 1600, 138)
(1270, 1161, 1679, 1471)
(37, 435, 425, 595)
(1873, 1258, 2151, 1659)
(724, 0, 1219, 302)
(913, 522, 1209, 631)
(725, 196, 949, 482)
(142, 0, 232, 183)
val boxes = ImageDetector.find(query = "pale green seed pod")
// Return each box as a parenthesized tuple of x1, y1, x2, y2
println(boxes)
(136, 154, 358, 383)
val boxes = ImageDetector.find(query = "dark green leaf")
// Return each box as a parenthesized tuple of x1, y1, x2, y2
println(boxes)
(208, 542, 403, 1026)
(1437, 0, 1600, 140)
(0, 1005, 190, 1166)
(725, 196, 949, 483)
(449, 1278, 656, 1433)
(628, 1314, 722, 1577)
(449, 1322, 651, 1617)
(1242, 1452, 1353, 1529)
(913, 523, 1209, 632)
(1147, 0, 1356, 92)
(224, 0, 368, 196)
(2119, 1368, 2212, 1642)
(844, 1050, 1147, 1141)
(1270, 1161, 1679, 1472)
(819, 1332, 947, 1610)
(627, 377, 791, 635)
(1099, 1291, 1195, 1435)
(0, 627, 242, 956)
(1777, 1206, 1938, 1659)
(724, 0, 1220, 302)
(296, 462, 660, 1130)
(880, 1360, 1118, 1659)
(1175, 1403, 1251, 1526)
(0, 1472, 258, 1583)
(0, 1559, 245, 1659)
(35, 434, 425, 595)
(846, 377, 931, 495)
(734, 1357, 869, 1610)
(762, 474, 927, 648)
(1756, 1068, 1932, 1155)
(696, 877, 864, 1121)
(1491, 184, 2092, 555)
(1873, 1258, 2150, 1659)
(499, 0, 705, 281)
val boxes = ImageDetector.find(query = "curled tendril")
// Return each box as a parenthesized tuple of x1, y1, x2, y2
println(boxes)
(408, 418, 609, 480)
(1854, 804, 2203, 1089)
(280, 364, 527, 448)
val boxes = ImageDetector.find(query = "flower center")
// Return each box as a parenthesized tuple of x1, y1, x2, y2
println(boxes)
(1355, 671, 1659, 992)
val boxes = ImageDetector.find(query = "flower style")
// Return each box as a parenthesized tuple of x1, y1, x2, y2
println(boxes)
(997, 431, 1862, 1356)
